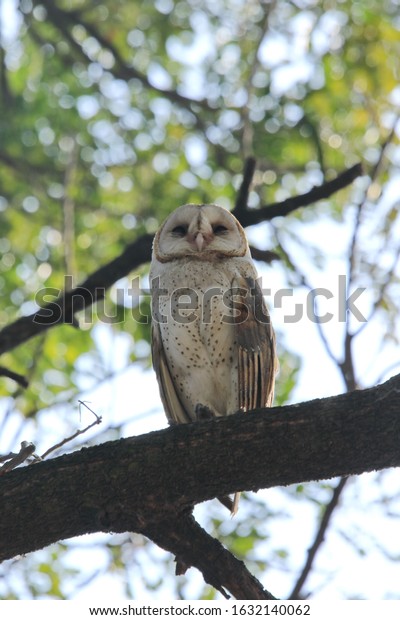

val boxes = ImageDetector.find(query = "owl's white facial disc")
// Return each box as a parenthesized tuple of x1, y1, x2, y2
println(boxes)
(153, 204, 250, 263)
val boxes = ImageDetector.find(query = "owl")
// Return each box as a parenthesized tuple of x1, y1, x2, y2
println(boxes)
(150, 203, 277, 514)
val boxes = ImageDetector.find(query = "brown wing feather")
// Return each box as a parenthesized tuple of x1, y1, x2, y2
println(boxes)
(233, 276, 277, 411)
(151, 323, 191, 424)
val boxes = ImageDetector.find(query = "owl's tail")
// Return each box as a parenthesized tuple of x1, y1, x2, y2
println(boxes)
(231, 492, 241, 516)
(217, 492, 241, 515)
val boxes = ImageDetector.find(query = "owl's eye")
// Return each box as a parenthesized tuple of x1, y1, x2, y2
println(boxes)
(213, 224, 228, 235)
(171, 225, 187, 236)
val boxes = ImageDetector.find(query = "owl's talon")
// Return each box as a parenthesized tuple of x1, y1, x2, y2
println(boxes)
(195, 403, 214, 421)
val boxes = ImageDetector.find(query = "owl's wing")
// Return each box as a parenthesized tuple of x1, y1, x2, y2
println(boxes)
(151, 322, 191, 424)
(232, 275, 278, 411)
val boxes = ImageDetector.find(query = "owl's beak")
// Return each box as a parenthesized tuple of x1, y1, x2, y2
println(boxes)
(194, 232, 206, 252)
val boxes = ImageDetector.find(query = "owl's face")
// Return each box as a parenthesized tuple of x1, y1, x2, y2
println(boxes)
(152, 204, 250, 263)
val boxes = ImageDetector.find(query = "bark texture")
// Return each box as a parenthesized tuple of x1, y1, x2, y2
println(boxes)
(1, 372, 398, 597)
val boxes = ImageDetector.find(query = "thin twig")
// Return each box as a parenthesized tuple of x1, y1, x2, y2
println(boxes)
(288, 477, 348, 599)
(234, 157, 257, 214)
(40, 401, 102, 459)
(298, 114, 326, 178)
(278, 161, 365, 598)
(348, 117, 399, 288)
(286, 126, 396, 598)
(78, 400, 102, 422)
(273, 228, 338, 368)
(0, 366, 29, 388)
(240, 2, 276, 157)
(353, 245, 400, 338)
(0, 441, 40, 474)
(63, 138, 79, 282)
(341, 121, 399, 392)
(36, 0, 214, 114)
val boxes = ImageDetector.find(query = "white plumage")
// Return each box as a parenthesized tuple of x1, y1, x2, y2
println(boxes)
(150, 204, 277, 513)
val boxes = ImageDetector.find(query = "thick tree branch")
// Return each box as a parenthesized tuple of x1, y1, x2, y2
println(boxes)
(0, 164, 363, 358)
(0, 233, 153, 356)
(0, 365, 29, 388)
(144, 512, 276, 600)
(1, 373, 399, 593)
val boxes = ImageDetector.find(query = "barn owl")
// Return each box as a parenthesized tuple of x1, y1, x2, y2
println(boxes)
(150, 203, 277, 514)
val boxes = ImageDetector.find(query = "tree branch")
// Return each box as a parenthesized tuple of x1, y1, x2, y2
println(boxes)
(232, 163, 363, 226)
(0, 233, 153, 356)
(35, 0, 213, 114)
(234, 157, 257, 214)
(1, 372, 399, 597)
(288, 476, 348, 599)
(0, 164, 363, 358)
(144, 511, 276, 600)
(0, 366, 29, 388)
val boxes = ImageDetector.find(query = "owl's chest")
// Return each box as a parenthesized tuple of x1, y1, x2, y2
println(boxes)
(155, 259, 236, 361)
(156, 259, 233, 317)
(158, 259, 232, 290)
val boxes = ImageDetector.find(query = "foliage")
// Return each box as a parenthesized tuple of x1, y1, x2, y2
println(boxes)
(0, 0, 400, 600)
